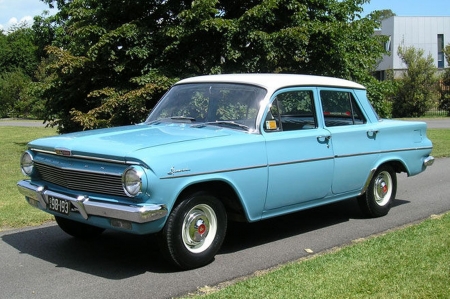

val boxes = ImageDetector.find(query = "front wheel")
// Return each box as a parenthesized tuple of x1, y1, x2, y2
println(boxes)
(357, 165, 397, 218)
(158, 191, 227, 270)
(55, 216, 105, 239)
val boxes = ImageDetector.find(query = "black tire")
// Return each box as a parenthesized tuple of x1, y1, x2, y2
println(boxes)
(158, 191, 227, 270)
(55, 216, 105, 239)
(357, 165, 397, 218)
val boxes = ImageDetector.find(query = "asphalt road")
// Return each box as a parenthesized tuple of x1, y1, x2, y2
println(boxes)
(1, 157, 449, 299)
(0, 119, 47, 127)
(422, 118, 450, 128)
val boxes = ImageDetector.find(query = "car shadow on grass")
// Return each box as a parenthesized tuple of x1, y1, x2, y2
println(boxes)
(1, 197, 410, 278)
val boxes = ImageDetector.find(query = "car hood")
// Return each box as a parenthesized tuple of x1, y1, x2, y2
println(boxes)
(28, 123, 233, 161)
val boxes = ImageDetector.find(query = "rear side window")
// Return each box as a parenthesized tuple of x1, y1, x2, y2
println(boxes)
(320, 90, 366, 127)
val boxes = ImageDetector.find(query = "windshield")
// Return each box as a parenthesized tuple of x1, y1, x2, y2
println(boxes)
(146, 83, 267, 131)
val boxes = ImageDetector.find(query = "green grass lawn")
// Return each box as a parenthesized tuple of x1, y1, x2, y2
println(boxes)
(428, 129, 450, 158)
(186, 213, 450, 298)
(0, 126, 56, 230)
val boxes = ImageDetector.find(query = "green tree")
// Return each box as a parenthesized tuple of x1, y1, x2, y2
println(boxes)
(36, 0, 180, 132)
(371, 9, 396, 23)
(0, 69, 32, 117)
(392, 46, 439, 118)
(36, 0, 386, 132)
(0, 24, 39, 77)
(439, 45, 450, 116)
(0, 25, 42, 118)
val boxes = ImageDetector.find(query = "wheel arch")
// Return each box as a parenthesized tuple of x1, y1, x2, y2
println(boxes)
(360, 159, 406, 196)
(375, 158, 409, 174)
(174, 180, 248, 222)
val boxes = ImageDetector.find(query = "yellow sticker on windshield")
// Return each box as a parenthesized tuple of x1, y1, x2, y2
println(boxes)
(266, 120, 277, 130)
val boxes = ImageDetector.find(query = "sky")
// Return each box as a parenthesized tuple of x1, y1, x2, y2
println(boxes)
(361, 0, 450, 17)
(0, 0, 56, 31)
(0, 0, 449, 32)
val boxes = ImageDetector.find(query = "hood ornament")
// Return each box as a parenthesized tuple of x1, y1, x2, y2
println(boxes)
(55, 148, 72, 156)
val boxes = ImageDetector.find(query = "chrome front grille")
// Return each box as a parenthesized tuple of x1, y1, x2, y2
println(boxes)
(34, 161, 126, 197)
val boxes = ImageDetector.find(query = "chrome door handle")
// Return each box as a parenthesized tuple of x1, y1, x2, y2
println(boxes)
(367, 130, 379, 139)
(317, 135, 331, 147)
(317, 135, 331, 141)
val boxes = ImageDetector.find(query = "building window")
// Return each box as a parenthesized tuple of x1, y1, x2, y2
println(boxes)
(385, 36, 392, 52)
(438, 34, 444, 69)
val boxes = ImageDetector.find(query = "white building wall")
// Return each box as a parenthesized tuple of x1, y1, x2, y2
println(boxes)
(377, 16, 450, 72)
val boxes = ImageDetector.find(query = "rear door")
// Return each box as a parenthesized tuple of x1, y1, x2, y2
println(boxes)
(318, 88, 380, 194)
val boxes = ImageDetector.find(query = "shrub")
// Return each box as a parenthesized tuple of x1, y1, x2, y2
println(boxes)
(392, 46, 439, 118)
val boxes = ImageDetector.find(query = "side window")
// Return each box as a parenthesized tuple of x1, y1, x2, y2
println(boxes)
(320, 90, 366, 127)
(265, 90, 317, 132)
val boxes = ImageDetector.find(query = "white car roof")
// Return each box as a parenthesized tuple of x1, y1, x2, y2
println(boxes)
(176, 74, 366, 90)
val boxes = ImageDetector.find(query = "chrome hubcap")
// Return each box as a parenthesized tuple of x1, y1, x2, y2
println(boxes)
(182, 204, 217, 253)
(374, 171, 392, 206)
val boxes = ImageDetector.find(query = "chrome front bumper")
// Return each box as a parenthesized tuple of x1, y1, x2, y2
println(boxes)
(17, 180, 167, 223)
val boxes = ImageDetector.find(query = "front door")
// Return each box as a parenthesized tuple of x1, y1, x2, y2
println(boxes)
(263, 88, 334, 211)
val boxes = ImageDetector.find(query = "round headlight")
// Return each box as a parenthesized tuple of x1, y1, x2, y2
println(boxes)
(20, 151, 34, 176)
(122, 166, 145, 197)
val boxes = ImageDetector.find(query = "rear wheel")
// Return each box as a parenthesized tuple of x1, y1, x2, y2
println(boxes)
(357, 165, 397, 217)
(55, 216, 105, 239)
(158, 191, 227, 270)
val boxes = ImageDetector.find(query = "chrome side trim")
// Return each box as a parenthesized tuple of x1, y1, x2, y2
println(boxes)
(161, 164, 268, 179)
(161, 156, 334, 179)
(334, 146, 433, 159)
(358, 168, 377, 196)
(161, 146, 432, 180)
(17, 180, 167, 223)
(270, 156, 334, 167)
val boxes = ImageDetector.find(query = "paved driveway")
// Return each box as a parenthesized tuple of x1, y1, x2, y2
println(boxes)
(0, 119, 46, 127)
(420, 118, 450, 129)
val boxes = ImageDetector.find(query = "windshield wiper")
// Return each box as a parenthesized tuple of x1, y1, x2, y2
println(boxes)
(170, 116, 196, 122)
(146, 116, 196, 125)
(193, 121, 250, 131)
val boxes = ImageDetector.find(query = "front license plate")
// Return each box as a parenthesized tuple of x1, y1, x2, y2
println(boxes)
(47, 196, 70, 215)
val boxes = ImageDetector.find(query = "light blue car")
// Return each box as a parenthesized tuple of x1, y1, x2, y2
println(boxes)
(18, 74, 434, 269)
